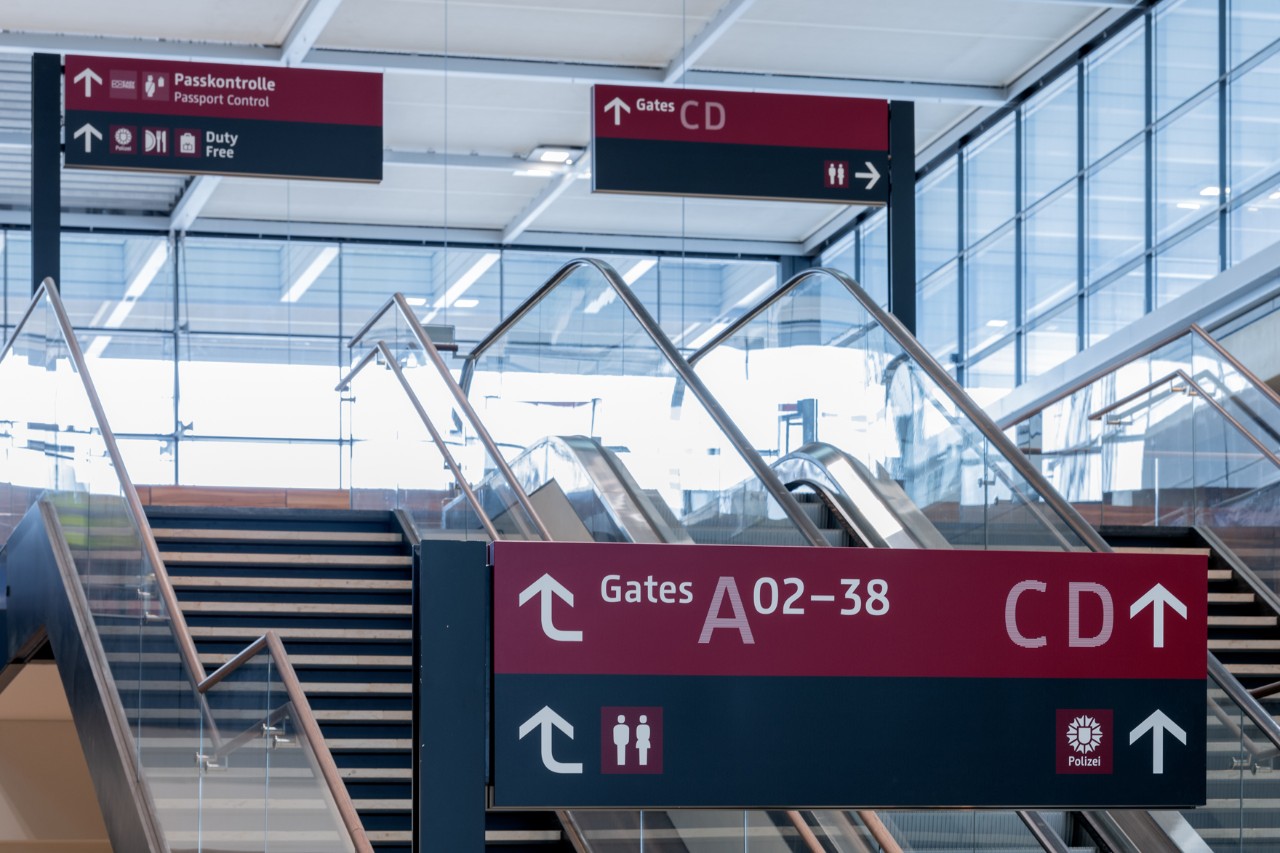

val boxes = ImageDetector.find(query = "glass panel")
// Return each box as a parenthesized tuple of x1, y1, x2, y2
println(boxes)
(1025, 300, 1078, 381)
(693, 269, 1094, 552)
(1155, 0, 1220, 119)
(1230, 179, 1280, 263)
(81, 331, 175, 435)
(464, 261, 813, 546)
(917, 159, 959, 279)
(1088, 141, 1147, 282)
(1230, 0, 1280, 68)
(1087, 26, 1145, 164)
(62, 234, 175, 331)
(1230, 51, 1280, 198)
(1155, 92, 1221, 242)
(966, 118, 1016, 246)
(966, 227, 1016, 354)
(1155, 218, 1220, 307)
(860, 211, 889, 309)
(917, 262, 959, 364)
(178, 440, 341, 489)
(341, 243, 434, 338)
(1024, 71, 1079, 204)
(1087, 266, 1146, 347)
(968, 338, 1017, 408)
(0, 288, 355, 851)
(1025, 187, 1080, 318)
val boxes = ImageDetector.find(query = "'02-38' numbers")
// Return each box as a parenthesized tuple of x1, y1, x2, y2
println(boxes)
(751, 577, 889, 616)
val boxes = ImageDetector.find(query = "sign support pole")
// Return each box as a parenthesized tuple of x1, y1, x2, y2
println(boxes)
(417, 539, 489, 851)
(887, 100, 916, 335)
(31, 53, 60, 295)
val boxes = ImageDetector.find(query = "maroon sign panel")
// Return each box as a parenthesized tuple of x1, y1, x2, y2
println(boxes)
(492, 541, 1207, 809)
(63, 55, 382, 182)
(591, 85, 890, 204)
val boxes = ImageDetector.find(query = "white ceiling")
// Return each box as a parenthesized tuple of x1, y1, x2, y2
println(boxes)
(0, 0, 1141, 253)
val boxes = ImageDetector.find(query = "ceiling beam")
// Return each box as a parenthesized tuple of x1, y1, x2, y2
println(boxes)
(280, 0, 345, 67)
(663, 0, 757, 84)
(1004, 0, 1139, 6)
(502, 151, 591, 244)
(169, 175, 221, 233)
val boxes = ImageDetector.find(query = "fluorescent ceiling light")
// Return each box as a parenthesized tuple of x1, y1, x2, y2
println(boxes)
(282, 245, 339, 303)
(1176, 202, 1202, 210)
(454, 298, 480, 309)
(514, 168, 556, 177)
(527, 145, 583, 165)
(421, 252, 500, 323)
(585, 258, 655, 314)
(404, 296, 428, 307)
(1270, 191, 1280, 200)
(986, 319, 1009, 328)
(1199, 186, 1221, 197)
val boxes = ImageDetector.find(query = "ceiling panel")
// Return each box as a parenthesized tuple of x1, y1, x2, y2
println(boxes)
(0, 0, 301, 45)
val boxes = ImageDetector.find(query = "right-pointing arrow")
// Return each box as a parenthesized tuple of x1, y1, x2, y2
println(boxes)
(518, 706, 583, 774)
(855, 161, 881, 191)
(1129, 583, 1188, 648)
(72, 123, 103, 153)
(1129, 709, 1187, 774)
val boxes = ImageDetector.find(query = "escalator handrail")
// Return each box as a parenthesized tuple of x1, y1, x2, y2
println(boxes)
(345, 292, 554, 541)
(338, 342, 507, 541)
(1087, 368, 1280, 470)
(458, 257, 830, 548)
(685, 265, 1112, 554)
(995, 322, 1280, 431)
(4, 279, 372, 853)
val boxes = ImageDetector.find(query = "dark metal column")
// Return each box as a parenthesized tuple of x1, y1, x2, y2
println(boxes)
(887, 99, 917, 335)
(30, 53, 60, 294)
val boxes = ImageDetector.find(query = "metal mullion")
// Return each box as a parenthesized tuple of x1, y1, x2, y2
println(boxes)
(1218, 0, 1229, 270)
(1015, 107, 1025, 385)
(1077, 56, 1088, 353)
(1144, 4, 1155, 314)
(956, 151, 968, 385)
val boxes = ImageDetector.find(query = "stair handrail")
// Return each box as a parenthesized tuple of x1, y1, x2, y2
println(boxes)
(344, 292, 553, 540)
(685, 266, 1111, 553)
(995, 322, 1280, 431)
(457, 257, 830, 548)
(1208, 655, 1280, 752)
(2, 279, 372, 853)
(1087, 367, 1280, 469)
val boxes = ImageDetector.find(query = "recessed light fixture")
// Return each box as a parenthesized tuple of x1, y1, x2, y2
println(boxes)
(514, 168, 556, 178)
(526, 145, 584, 166)
(986, 319, 1009, 328)
(1176, 201, 1202, 210)
(404, 296, 428, 307)
(1199, 186, 1221, 197)
(1269, 191, 1280, 200)
(454, 298, 480, 309)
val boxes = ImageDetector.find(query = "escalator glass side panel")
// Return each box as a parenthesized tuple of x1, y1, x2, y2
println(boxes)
(572, 809, 818, 852)
(463, 262, 811, 546)
(875, 810, 1097, 851)
(348, 305, 540, 541)
(692, 271, 1089, 551)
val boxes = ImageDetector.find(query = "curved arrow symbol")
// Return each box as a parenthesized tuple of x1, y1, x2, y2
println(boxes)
(1130, 583, 1187, 648)
(519, 706, 583, 774)
(1129, 709, 1186, 774)
(518, 573, 583, 642)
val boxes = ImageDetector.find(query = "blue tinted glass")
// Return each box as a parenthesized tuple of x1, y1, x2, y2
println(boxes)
(1024, 71, 1080, 204)
(1025, 187, 1080, 319)
(1087, 142, 1146, 281)
(1025, 300, 1078, 380)
(917, 261, 959, 361)
(1230, 52, 1280, 198)
(1156, 218, 1220, 306)
(1155, 0, 1220, 118)
(967, 338, 1017, 407)
(1231, 178, 1280, 264)
(1155, 92, 1220, 241)
(1087, 27, 1145, 163)
(1230, 0, 1280, 68)
(917, 159, 959, 279)
(966, 227, 1016, 354)
(1088, 266, 1146, 346)
(966, 118, 1016, 246)
(860, 211, 889, 309)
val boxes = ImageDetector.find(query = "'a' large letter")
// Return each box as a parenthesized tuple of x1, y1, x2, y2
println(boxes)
(698, 577, 754, 644)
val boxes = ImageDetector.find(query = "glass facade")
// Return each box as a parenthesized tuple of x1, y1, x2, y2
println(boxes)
(824, 0, 1280, 406)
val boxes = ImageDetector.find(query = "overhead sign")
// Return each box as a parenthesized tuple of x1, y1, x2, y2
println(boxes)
(492, 542, 1205, 809)
(591, 84, 889, 204)
(63, 55, 382, 182)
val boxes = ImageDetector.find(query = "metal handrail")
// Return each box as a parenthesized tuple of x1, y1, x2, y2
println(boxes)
(338, 341, 506, 541)
(4, 279, 372, 853)
(1209, 655, 1280, 751)
(996, 322, 1280, 431)
(1088, 369, 1280, 470)
(342, 292, 553, 541)
(686, 266, 1112, 553)
(459, 257, 830, 548)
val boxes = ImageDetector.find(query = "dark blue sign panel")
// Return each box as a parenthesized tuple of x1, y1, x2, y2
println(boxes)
(491, 542, 1207, 809)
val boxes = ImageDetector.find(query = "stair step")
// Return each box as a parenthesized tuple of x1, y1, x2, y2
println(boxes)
(182, 601, 411, 616)
(190, 627, 412, 641)
(1210, 639, 1280, 651)
(1112, 546, 1211, 556)
(340, 768, 411, 779)
(328, 739, 412, 751)
(1208, 569, 1234, 582)
(173, 576, 411, 591)
(153, 528, 403, 545)
(161, 551, 412, 567)
(202, 653, 411, 668)
(1210, 592, 1256, 604)
(1224, 663, 1280, 676)
(1209, 615, 1277, 627)
(315, 710, 412, 722)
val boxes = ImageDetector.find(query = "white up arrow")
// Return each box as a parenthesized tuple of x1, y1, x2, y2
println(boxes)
(1129, 583, 1187, 648)
(73, 123, 103, 153)
(855, 161, 881, 191)
(518, 573, 583, 642)
(603, 96, 632, 126)
(1129, 709, 1187, 774)
(518, 706, 583, 774)
(73, 67, 103, 98)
